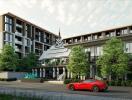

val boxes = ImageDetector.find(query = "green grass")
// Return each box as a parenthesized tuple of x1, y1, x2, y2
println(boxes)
(0, 93, 42, 100)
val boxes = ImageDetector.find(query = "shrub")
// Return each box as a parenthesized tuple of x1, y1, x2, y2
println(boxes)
(121, 81, 126, 86)
(110, 80, 115, 86)
(0, 78, 17, 81)
(64, 79, 72, 84)
(130, 81, 132, 87)
(125, 80, 131, 86)
(64, 79, 81, 84)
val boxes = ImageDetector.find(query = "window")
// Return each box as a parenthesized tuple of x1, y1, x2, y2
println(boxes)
(88, 36, 91, 41)
(125, 42, 132, 53)
(90, 47, 94, 56)
(110, 31, 116, 37)
(121, 29, 128, 35)
(4, 33, 13, 42)
(97, 46, 103, 56)
(4, 16, 13, 32)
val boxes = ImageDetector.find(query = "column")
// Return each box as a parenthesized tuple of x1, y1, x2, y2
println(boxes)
(80, 76, 83, 80)
(32, 69, 34, 74)
(63, 67, 65, 75)
(40, 68, 42, 78)
(53, 67, 55, 78)
(57, 67, 59, 78)
(83, 76, 86, 80)
(90, 65, 93, 78)
(71, 72, 73, 78)
(35, 69, 37, 77)
(43, 68, 45, 78)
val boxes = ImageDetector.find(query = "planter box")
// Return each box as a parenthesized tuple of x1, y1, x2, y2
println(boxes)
(20, 78, 44, 83)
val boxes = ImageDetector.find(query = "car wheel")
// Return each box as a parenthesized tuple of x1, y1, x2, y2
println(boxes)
(92, 86, 99, 92)
(69, 85, 75, 91)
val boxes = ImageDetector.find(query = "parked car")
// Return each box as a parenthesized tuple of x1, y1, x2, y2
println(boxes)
(67, 79, 108, 92)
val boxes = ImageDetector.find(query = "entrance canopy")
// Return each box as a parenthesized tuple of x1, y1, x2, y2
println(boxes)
(39, 39, 70, 60)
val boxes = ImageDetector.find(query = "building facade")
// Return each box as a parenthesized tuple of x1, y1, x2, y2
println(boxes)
(63, 25, 132, 79)
(0, 12, 58, 59)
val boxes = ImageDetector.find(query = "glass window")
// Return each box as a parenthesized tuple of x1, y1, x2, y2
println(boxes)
(88, 36, 91, 41)
(125, 42, 132, 53)
(9, 34, 13, 42)
(4, 33, 8, 41)
(90, 47, 94, 56)
(97, 46, 103, 56)
(5, 24, 9, 31)
(110, 31, 116, 37)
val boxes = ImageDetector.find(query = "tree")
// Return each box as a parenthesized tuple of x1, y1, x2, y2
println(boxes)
(67, 45, 89, 78)
(96, 37, 128, 80)
(0, 44, 18, 71)
(17, 52, 37, 71)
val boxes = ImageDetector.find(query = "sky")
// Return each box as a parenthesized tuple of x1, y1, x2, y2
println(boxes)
(0, 0, 132, 39)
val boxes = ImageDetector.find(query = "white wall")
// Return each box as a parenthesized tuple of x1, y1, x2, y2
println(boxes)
(0, 72, 26, 79)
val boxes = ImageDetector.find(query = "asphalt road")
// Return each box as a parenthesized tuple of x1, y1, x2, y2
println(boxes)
(0, 81, 132, 100)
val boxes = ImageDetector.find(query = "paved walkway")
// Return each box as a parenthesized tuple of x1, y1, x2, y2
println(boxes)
(0, 81, 132, 100)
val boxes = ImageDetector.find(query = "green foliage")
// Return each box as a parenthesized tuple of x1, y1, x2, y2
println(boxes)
(17, 52, 37, 71)
(108, 80, 132, 87)
(0, 93, 42, 100)
(96, 37, 128, 79)
(0, 78, 17, 81)
(0, 44, 18, 71)
(67, 45, 89, 78)
(64, 79, 80, 84)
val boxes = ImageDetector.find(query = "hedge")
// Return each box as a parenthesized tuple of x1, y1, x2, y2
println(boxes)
(0, 78, 17, 81)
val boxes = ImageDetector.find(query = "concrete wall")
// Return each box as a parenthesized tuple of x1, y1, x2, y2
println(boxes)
(0, 72, 26, 79)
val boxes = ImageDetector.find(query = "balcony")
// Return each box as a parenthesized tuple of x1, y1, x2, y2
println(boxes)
(16, 24, 23, 28)
(15, 31, 23, 36)
(15, 47, 22, 53)
(15, 39, 23, 45)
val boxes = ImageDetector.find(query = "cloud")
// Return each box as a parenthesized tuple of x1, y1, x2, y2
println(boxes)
(12, 0, 37, 8)
(41, 0, 55, 14)
(56, 1, 66, 23)
(0, 0, 132, 38)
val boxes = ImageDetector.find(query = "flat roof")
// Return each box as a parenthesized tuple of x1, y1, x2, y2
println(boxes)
(63, 24, 132, 40)
(1, 12, 58, 37)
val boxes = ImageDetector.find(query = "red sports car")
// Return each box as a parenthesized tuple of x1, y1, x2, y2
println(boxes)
(67, 79, 108, 92)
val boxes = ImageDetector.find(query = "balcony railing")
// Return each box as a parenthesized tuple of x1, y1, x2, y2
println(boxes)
(16, 24, 23, 28)
(15, 47, 22, 52)
(15, 31, 23, 36)
(15, 39, 23, 45)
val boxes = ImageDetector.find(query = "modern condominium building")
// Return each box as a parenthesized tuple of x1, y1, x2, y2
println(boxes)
(63, 25, 132, 79)
(0, 12, 58, 59)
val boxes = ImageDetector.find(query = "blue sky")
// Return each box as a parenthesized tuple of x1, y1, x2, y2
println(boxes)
(0, 0, 132, 38)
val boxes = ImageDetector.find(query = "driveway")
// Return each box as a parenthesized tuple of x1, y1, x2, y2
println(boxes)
(0, 81, 132, 100)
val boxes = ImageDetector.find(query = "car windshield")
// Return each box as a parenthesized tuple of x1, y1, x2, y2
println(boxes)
(82, 79, 95, 83)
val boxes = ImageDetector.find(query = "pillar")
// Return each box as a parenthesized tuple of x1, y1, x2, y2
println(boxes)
(83, 76, 86, 80)
(43, 68, 45, 78)
(63, 67, 65, 74)
(40, 68, 42, 78)
(90, 65, 93, 78)
(35, 69, 37, 77)
(80, 76, 83, 80)
(32, 69, 34, 74)
(71, 72, 73, 78)
(53, 67, 55, 78)
(57, 67, 59, 78)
